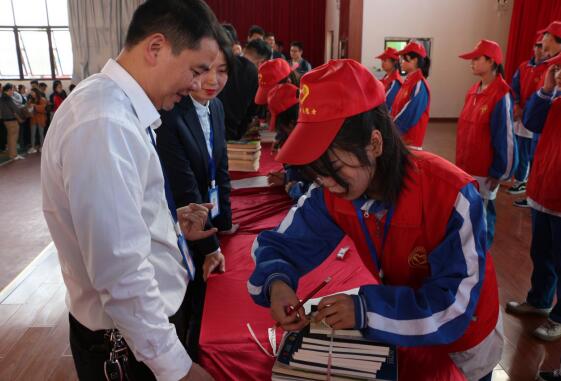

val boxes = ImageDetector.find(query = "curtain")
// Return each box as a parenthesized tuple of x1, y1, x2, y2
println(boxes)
(505, 0, 561, 82)
(204, 0, 327, 68)
(68, 0, 142, 82)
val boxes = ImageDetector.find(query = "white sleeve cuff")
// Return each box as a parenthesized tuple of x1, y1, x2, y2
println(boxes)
(143, 338, 192, 381)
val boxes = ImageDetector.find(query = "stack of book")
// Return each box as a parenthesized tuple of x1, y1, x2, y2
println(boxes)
(227, 140, 261, 172)
(272, 321, 397, 381)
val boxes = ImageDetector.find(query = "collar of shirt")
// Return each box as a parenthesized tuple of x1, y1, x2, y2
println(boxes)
(101, 59, 161, 130)
(190, 95, 210, 117)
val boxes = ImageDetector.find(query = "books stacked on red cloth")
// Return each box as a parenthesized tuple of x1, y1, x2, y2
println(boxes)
(227, 140, 261, 172)
(272, 321, 397, 381)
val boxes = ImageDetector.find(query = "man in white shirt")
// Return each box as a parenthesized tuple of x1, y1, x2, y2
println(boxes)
(41, 1, 221, 380)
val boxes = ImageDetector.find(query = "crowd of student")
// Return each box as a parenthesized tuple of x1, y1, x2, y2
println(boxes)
(33, 0, 561, 379)
(0, 79, 74, 162)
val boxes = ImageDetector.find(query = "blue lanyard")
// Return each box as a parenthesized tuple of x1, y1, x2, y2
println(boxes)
(207, 115, 216, 187)
(147, 127, 194, 280)
(352, 199, 394, 275)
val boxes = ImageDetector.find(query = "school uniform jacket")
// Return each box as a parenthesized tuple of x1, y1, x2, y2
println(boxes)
(390, 69, 430, 148)
(248, 151, 499, 354)
(523, 89, 561, 215)
(157, 96, 232, 256)
(456, 76, 517, 180)
(381, 70, 403, 112)
(512, 58, 548, 109)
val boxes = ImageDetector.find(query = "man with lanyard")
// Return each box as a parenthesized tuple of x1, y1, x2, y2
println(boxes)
(41, 1, 221, 380)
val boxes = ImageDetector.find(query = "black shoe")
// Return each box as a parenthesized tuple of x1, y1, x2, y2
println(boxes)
(513, 198, 530, 208)
(507, 182, 527, 195)
(538, 369, 561, 380)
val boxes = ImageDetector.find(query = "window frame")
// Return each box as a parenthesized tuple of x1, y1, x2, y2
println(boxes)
(0, 0, 71, 80)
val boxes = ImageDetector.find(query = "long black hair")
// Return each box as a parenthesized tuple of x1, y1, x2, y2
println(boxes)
(300, 104, 411, 205)
(275, 103, 299, 147)
(404, 52, 431, 78)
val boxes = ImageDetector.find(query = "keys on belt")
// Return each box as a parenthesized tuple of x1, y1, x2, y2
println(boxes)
(103, 329, 130, 381)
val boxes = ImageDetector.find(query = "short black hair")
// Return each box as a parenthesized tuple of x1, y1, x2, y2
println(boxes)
(290, 41, 304, 51)
(301, 105, 410, 205)
(264, 32, 275, 39)
(248, 25, 265, 38)
(245, 38, 272, 60)
(125, 0, 219, 54)
(276, 103, 299, 147)
(30, 80, 39, 85)
(39, 82, 47, 88)
(222, 23, 238, 44)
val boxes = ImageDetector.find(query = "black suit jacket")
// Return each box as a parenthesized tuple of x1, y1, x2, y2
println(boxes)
(157, 96, 232, 257)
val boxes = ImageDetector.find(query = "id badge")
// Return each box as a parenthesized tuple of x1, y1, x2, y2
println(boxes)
(209, 187, 220, 218)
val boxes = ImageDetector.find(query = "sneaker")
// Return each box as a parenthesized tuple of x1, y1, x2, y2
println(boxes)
(507, 182, 527, 195)
(513, 198, 530, 208)
(13, 155, 25, 161)
(27, 148, 37, 154)
(538, 369, 561, 381)
(534, 319, 561, 341)
(506, 301, 551, 317)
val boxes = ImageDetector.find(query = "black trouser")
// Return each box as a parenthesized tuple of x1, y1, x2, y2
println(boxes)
(183, 250, 207, 362)
(69, 292, 189, 381)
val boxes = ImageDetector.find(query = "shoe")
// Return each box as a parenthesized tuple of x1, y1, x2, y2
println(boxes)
(27, 148, 37, 154)
(506, 301, 551, 317)
(513, 199, 530, 208)
(507, 182, 527, 195)
(13, 155, 25, 161)
(534, 319, 561, 341)
(538, 369, 561, 380)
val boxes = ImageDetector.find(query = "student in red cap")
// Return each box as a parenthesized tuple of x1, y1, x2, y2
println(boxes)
(391, 41, 431, 149)
(254, 58, 292, 105)
(509, 35, 547, 207)
(456, 39, 518, 248)
(248, 59, 501, 381)
(506, 63, 561, 346)
(376, 47, 403, 111)
(265, 83, 311, 200)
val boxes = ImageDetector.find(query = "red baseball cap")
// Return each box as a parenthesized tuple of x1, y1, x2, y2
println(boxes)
(538, 21, 561, 39)
(376, 47, 399, 61)
(267, 83, 299, 131)
(397, 42, 427, 58)
(275, 59, 386, 165)
(255, 59, 291, 105)
(459, 39, 503, 64)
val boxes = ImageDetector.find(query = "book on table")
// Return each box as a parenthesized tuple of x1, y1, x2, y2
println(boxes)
(272, 322, 397, 381)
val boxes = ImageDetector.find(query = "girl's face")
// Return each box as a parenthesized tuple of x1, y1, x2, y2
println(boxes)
(470, 56, 494, 76)
(381, 59, 395, 73)
(55, 84, 62, 93)
(190, 51, 228, 103)
(400, 55, 416, 73)
(315, 131, 383, 200)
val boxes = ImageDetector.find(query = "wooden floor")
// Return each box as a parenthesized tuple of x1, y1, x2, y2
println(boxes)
(0, 120, 557, 380)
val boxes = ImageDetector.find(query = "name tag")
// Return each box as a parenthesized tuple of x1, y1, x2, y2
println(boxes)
(209, 186, 220, 219)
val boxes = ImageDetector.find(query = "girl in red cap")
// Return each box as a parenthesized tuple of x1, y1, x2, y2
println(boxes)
(390, 41, 431, 149)
(456, 39, 518, 249)
(249, 59, 501, 381)
(376, 47, 403, 112)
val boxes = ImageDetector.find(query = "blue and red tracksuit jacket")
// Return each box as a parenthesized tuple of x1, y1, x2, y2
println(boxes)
(455, 75, 518, 180)
(511, 57, 549, 109)
(524, 88, 561, 214)
(248, 151, 499, 355)
(390, 69, 430, 148)
(381, 70, 403, 112)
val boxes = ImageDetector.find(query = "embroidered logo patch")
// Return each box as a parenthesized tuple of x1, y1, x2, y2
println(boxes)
(408, 246, 428, 268)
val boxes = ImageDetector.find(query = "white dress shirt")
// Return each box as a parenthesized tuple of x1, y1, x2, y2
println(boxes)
(190, 95, 213, 156)
(41, 59, 191, 381)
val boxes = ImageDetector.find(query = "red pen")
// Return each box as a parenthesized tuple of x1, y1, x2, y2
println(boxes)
(276, 276, 332, 328)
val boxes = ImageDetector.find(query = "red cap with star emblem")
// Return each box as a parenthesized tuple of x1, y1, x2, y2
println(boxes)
(459, 39, 503, 64)
(255, 59, 291, 105)
(275, 59, 385, 165)
(376, 47, 399, 61)
(538, 21, 561, 39)
(267, 83, 299, 131)
(397, 41, 427, 58)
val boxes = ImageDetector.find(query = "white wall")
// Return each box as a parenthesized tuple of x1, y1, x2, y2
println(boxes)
(325, 0, 341, 62)
(361, 0, 513, 118)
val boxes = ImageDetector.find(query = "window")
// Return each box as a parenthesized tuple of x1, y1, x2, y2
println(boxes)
(0, 0, 72, 79)
(384, 37, 432, 58)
